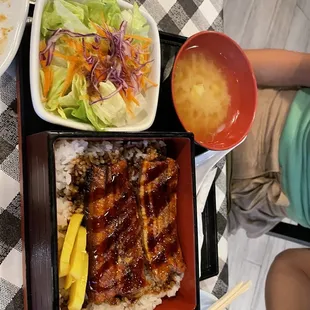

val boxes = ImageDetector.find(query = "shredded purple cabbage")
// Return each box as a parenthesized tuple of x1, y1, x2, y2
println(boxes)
(40, 28, 105, 66)
(40, 22, 153, 103)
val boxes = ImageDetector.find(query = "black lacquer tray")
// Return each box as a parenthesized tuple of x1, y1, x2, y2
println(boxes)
(17, 22, 219, 309)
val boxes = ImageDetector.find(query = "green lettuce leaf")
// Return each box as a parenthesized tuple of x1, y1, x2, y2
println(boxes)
(40, 65, 67, 111)
(57, 106, 67, 119)
(41, 1, 63, 37)
(71, 100, 88, 122)
(121, 2, 149, 37)
(85, 0, 122, 29)
(120, 9, 132, 26)
(41, 0, 149, 37)
(83, 0, 105, 25)
(131, 2, 149, 36)
(58, 73, 85, 108)
(59, 74, 88, 121)
(41, 0, 90, 37)
(66, 0, 89, 23)
(55, 0, 90, 33)
(63, 107, 76, 118)
(63, 104, 89, 123)
(83, 99, 107, 130)
(51, 43, 73, 68)
(59, 74, 106, 130)
(58, 91, 78, 108)
(91, 81, 127, 126)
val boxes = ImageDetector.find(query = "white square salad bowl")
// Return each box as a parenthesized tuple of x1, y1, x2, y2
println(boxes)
(30, 0, 161, 132)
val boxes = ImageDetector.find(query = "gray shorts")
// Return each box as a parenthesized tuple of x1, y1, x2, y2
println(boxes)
(228, 89, 297, 238)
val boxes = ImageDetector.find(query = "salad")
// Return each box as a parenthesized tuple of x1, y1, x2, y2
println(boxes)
(39, 0, 157, 130)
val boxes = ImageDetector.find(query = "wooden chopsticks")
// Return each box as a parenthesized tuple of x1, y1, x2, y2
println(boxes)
(209, 281, 252, 310)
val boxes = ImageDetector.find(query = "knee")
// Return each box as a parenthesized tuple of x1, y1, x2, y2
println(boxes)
(266, 250, 297, 293)
(270, 249, 303, 272)
(274, 249, 296, 264)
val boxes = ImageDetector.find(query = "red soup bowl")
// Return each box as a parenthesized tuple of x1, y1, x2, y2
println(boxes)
(171, 31, 257, 151)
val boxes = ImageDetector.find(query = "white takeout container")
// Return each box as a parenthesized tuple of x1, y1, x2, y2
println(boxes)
(30, 0, 161, 132)
(195, 137, 246, 193)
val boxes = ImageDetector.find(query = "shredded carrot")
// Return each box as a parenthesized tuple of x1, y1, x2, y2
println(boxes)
(40, 41, 48, 68)
(120, 89, 134, 116)
(144, 76, 158, 87)
(69, 39, 81, 54)
(54, 51, 80, 62)
(141, 43, 149, 50)
(125, 34, 152, 43)
(90, 21, 107, 37)
(40, 59, 46, 69)
(83, 63, 93, 72)
(43, 66, 53, 98)
(140, 76, 145, 89)
(61, 36, 76, 49)
(40, 40, 46, 52)
(126, 88, 140, 106)
(120, 89, 129, 103)
(131, 95, 139, 106)
(61, 62, 77, 96)
(96, 71, 107, 83)
(142, 66, 151, 75)
(84, 42, 93, 51)
(76, 46, 83, 55)
(126, 88, 133, 100)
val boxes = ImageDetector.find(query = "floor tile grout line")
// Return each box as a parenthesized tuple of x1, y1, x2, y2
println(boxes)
(249, 237, 273, 310)
(244, 258, 263, 268)
(238, 0, 256, 46)
(296, 3, 310, 21)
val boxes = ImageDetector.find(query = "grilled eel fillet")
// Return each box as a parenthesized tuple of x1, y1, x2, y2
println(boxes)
(139, 158, 186, 285)
(85, 161, 146, 305)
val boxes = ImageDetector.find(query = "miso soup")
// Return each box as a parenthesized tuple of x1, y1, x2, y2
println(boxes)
(173, 49, 231, 143)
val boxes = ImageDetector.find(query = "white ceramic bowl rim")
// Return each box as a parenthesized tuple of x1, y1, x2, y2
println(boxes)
(0, 0, 29, 77)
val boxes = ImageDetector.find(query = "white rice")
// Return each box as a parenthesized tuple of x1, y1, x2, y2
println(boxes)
(56, 197, 73, 227)
(54, 139, 183, 310)
(87, 275, 182, 310)
(54, 139, 165, 196)
(54, 139, 88, 192)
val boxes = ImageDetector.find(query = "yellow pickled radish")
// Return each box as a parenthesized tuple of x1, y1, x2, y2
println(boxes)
(59, 214, 84, 277)
(69, 226, 87, 280)
(64, 273, 74, 290)
(68, 252, 89, 310)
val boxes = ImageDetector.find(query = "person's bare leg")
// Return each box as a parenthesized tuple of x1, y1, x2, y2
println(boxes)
(265, 249, 310, 310)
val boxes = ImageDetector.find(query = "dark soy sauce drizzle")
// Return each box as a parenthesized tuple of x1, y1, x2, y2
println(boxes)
(89, 192, 130, 233)
(142, 161, 180, 268)
(122, 258, 145, 294)
(147, 222, 175, 251)
(144, 161, 168, 184)
(144, 165, 178, 218)
(86, 163, 145, 296)
(151, 240, 179, 267)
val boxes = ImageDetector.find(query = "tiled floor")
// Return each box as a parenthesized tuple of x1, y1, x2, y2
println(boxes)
(228, 228, 307, 310)
(224, 0, 310, 309)
(225, 0, 310, 52)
